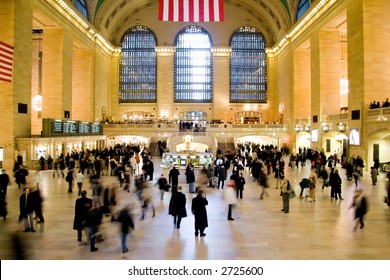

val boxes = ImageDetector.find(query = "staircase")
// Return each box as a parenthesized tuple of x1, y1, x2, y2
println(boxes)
(217, 137, 235, 154)
(148, 142, 159, 157)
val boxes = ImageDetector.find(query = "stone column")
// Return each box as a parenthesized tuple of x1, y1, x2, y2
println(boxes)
(156, 46, 175, 119)
(211, 46, 230, 122)
(0, 0, 33, 170)
(42, 27, 73, 120)
(319, 30, 341, 117)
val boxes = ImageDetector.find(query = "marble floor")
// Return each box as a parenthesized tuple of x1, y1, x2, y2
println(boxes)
(1, 158, 390, 260)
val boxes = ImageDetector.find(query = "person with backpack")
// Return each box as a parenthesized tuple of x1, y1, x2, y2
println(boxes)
(66, 169, 74, 193)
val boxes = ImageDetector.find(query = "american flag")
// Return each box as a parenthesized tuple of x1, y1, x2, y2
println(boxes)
(159, 0, 224, 22)
(0, 41, 14, 83)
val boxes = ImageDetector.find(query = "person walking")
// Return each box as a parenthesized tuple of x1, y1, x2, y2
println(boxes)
(191, 189, 208, 237)
(168, 185, 187, 229)
(280, 178, 291, 214)
(19, 187, 35, 232)
(66, 169, 74, 193)
(216, 164, 226, 189)
(156, 173, 169, 200)
(31, 185, 45, 223)
(168, 165, 180, 189)
(84, 200, 103, 252)
(224, 180, 238, 220)
(329, 169, 343, 200)
(76, 170, 84, 196)
(308, 172, 317, 202)
(139, 180, 155, 220)
(117, 205, 135, 253)
(259, 169, 269, 199)
(185, 164, 196, 193)
(370, 166, 378, 185)
(350, 189, 368, 231)
(0, 170, 10, 220)
(234, 172, 246, 199)
(73, 190, 92, 244)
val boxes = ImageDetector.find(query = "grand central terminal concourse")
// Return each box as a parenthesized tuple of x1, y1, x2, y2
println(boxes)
(1, 0, 390, 261)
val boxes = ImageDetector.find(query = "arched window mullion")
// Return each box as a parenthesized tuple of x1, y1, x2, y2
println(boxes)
(296, 0, 311, 21)
(119, 26, 157, 103)
(174, 25, 213, 103)
(73, 0, 89, 21)
(230, 26, 267, 103)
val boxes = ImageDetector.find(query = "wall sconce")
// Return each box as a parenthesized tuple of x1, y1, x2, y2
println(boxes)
(304, 124, 311, 132)
(322, 124, 329, 132)
(336, 122, 346, 132)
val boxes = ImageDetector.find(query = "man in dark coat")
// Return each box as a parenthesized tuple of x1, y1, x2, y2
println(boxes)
(19, 187, 35, 232)
(191, 189, 208, 237)
(169, 165, 180, 189)
(84, 200, 103, 252)
(0, 170, 9, 219)
(169, 185, 187, 229)
(147, 160, 154, 181)
(73, 190, 92, 243)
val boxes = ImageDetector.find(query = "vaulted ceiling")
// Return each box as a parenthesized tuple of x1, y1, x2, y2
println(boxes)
(85, 0, 301, 47)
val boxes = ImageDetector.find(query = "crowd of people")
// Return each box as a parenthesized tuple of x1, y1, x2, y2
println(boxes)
(2, 141, 390, 257)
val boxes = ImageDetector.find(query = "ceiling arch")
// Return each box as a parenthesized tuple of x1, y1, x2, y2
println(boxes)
(90, 0, 293, 47)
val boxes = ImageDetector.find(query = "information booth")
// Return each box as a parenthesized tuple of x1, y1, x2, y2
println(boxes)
(162, 152, 214, 169)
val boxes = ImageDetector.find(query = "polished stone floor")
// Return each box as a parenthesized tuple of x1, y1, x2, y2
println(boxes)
(1, 157, 389, 260)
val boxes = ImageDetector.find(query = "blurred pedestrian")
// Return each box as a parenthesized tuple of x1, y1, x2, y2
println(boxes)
(350, 189, 368, 231)
(117, 205, 134, 253)
(32, 185, 45, 223)
(259, 169, 269, 199)
(84, 200, 103, 252)
(73, 190, 92, 244)
(370, 166, 378, 185)
(156, 173, 169, 200)
(139, 180, 155, 220)
(224, 180, 237, 221)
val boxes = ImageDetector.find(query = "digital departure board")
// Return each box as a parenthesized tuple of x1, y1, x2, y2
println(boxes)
(79, 122, 91, 134)
(42, 119, 102, 137)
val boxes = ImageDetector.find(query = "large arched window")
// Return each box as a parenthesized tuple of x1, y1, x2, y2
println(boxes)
(174, 25, 213, 103)
(73, 0, 89, 20)
(230, 26, 267, 103)
(119, 26, 157, 103)
(296, 0, 310, 21)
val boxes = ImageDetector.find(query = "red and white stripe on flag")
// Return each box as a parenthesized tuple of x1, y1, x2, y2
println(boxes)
(159, 0, 224, 22)
(0, 41, 14, 83)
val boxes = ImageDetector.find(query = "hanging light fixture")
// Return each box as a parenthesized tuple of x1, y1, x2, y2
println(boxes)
(32, 29, 43, 114)
(340, 33, 349, 95)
